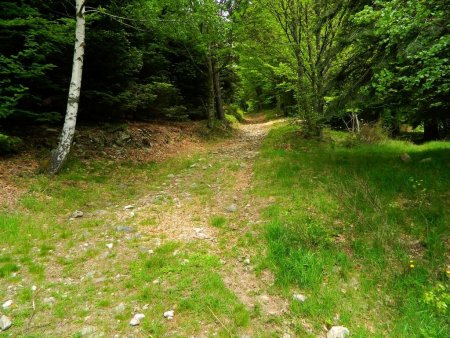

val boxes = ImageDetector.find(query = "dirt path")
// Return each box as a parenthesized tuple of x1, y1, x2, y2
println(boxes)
(2, 115, 294, 337)
(106, 114, 290, 333)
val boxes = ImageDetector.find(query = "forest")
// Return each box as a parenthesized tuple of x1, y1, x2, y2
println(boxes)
(0, 0, 449, 337)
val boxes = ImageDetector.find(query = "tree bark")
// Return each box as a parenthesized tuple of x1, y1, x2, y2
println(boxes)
(206, 48, 215, 128)
(423, 117, 440, 141)
(212, 58, 225, 120)
(49, 0, 86, 174)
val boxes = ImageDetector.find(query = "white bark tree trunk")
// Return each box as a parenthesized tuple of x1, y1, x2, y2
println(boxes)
(49, 0, 86, 174)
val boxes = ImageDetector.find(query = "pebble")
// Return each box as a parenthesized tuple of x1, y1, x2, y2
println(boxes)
(244, 258, 251, 265)
(152, 278, 161, 284)
(293, 293, 307, 302)
(115, 303, 125, 313)
(0, 315, 12, 331)
(282, 334, 291, 338)
(80, 326, 96, 336)
(43, 297, 56, 305)
(2, 300, 13, 309)
(130, 313, 145, 326)
(163, 310, 174, 320)
(31, 285, 37, 291)
(327, 326, 350, 338)
(106, 243, 113, 249)
(124, 205, 134, 210)
(116, 225, 135, 233)
(226, 204, 238, 212)
(71, 210, 84, 218)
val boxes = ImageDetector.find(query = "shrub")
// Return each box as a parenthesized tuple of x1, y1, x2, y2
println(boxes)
(357, 121, 388, 143)
(0, 133, 22, 154)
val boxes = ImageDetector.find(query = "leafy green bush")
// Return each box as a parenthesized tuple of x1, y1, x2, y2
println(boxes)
(424, 283, 450, 316)
(0, 133, 21, 154)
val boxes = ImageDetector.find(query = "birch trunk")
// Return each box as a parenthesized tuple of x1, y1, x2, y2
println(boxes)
(49, 0, 86, 174)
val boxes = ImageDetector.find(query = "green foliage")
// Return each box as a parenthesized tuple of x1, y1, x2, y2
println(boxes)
(0, 133, 21, 154)
(337, 0, 450, 138)
(424, 283, 450, 316)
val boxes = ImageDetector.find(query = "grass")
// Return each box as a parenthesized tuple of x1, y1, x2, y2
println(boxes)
(1, 116, 448, 336)
(253, 123, 450, 336)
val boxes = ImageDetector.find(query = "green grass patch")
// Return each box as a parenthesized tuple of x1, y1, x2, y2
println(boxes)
(209, 215, 227, 228)
(254, 123, 450, 336)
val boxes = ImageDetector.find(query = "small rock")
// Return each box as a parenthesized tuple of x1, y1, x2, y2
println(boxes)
(80, 326, 96, 336)
(31, 285, 37, 291)
(420, 157, 432, 163)
(400, 153, 411, 163)
(115, 303, 125, 313)
(0, 315, 12, 331)
(43, 297, 56, 305)
(130, 313, 145, 326)
(163, 310, 174, 320)
(152, 278, 160, 284)
(124, 205, 134, 210)
(282, 334, 291, 338)
(293, 293, 307, 302)
(116, 225, 135, 233)
(106, 243, 113, 249)
(244, 258, 251, 265)
(2, 300, 13, 309)
(327, 326, 350, 338)
(94, 277, 106, 284)
(71, 210, 84, 218)
(226, 204, 238, 212)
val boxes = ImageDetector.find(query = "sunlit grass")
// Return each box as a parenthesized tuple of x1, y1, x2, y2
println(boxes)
(254, 124, 450, 336)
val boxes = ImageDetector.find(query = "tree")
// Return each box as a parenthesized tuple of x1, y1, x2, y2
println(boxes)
(49, 0, 86, 174)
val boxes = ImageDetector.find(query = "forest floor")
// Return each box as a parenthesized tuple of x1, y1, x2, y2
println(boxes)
(0, 113, 449, 337)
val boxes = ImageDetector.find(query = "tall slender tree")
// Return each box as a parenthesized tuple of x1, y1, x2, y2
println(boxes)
(49, 0, 86, 174)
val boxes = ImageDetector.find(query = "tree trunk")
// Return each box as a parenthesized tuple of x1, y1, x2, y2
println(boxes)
(212, 58, 224, 120)
(423, 117, 440, 141)
(206, 49, 215, 128)
(49, 0, 86, 174)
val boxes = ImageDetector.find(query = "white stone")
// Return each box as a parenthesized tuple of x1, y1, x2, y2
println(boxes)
(43, 297, 56, 305)
(124, 205, 134, 210)
(293, 293, 307, 302)
(134, 313, 145, 320)
(327, 326, 350, 338)
(2, 300, 13, 309)
(31, 285, 37, 291)
(129, 313, 145, 326)
(0, 315, 12, 331)
(106, 243, 113, 249)
(163, 310, 174, 319)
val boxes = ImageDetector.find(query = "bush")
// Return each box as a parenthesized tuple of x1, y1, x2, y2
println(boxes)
(225, 105, 245, 122)
(0, 133, 21, 154)
(357, 121, 388, 144)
